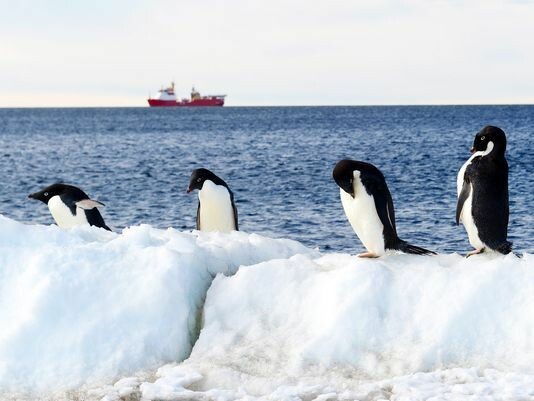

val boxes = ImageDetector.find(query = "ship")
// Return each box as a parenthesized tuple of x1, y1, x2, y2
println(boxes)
(147, 82, 226, 107)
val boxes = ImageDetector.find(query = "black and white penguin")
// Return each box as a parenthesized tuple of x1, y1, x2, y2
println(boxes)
(456, 125, 512, 256)
(333, 159, 435, 257)
(29, 183, 111, 231)
(187, 168, 238, 232)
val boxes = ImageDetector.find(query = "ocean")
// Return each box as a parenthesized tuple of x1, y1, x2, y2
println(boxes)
(0, 106, 532, 254)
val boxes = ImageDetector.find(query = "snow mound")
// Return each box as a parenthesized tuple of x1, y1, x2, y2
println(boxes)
(1, 213, 533, 400)
(0, 215, 314, 394)
(177, 252, 534, 397)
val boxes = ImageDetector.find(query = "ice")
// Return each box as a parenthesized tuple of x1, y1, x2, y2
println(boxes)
(117, 365, 534, 401)
(0, 214, 533, 400)
(139, 365, 203, 400)
(193, 252, 534, 373)
(103, 251, 534, 400)
(162, 251, 534, 400)
(0, 215, 313, 395)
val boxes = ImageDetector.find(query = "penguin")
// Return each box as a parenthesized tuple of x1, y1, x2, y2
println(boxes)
(456, 125, 512, 256)
(187, 168, 238, 232)
(29, 183, 111, 231)
(333, 159, 435, 257)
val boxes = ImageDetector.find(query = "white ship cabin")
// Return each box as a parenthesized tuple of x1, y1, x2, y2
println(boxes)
(156, 82, 177, 100)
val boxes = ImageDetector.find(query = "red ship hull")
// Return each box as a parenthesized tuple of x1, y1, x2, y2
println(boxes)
(148, 98, 225, 107)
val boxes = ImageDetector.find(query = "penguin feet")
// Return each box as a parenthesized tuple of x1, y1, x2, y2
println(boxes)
(466, 248, 485, 258)
(357, 252, 380, 258)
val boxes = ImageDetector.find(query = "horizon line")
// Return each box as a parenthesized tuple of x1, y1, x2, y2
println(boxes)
(1, 103, 534, 109)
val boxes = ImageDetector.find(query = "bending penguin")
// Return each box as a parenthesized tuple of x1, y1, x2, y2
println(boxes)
(333, 159, 435, 257)
(187, 168, 238, 232)
(29, 183, 111, 231)
(456, 125, 512, 256)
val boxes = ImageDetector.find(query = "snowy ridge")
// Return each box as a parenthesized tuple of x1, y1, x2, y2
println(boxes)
(0, 215, 313, 395)
(196, 253, 534, 376)
(0, 215, 533, 400)
(102, 251, 534, 401)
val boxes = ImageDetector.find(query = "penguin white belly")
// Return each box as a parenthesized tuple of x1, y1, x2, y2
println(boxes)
(340, 184, 385, 255)
(48, 195, 89, 228)
(198, 181, 235, 232)
(460, 185, 485, 250)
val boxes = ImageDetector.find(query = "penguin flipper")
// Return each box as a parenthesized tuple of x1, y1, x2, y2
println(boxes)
(456, 180, 471, 225)
(232, 202, 239, 231)
(196, 202, 201, 230)
(76, 199, 105, 210)
(365, 175, 398, 245)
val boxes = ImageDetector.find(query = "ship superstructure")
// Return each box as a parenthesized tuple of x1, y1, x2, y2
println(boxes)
(148, 83, 225, 107)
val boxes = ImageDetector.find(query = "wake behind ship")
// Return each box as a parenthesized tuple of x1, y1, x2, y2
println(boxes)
(148, 82, 225, 107)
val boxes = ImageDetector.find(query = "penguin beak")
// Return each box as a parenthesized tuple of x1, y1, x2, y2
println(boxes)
(28, 193, 37, 199)
(186, 187, 192, 194)
(470, 147, 476, 154)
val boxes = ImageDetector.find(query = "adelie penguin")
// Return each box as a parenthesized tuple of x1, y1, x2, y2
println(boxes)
(456, 126, 512, 257)
(333, 159, 435, 257)
(187, 168, 238, 232)
(29, 183, 111, 231)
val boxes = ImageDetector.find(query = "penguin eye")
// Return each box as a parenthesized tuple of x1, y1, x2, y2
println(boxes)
(196, 178, 201, 183)
(44, 192, 48, 197)
(481, 136, 485, 141)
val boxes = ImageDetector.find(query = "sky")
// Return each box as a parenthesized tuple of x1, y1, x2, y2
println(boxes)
(1, 0, 533, 107)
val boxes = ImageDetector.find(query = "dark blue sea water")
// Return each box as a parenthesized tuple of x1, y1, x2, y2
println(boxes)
(0, 106, 532, 254)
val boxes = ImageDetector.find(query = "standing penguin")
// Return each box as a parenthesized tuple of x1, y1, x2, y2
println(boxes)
(29, 183, 111, 230)
(456, 126, 512, 256)
(187, 168, 238, 232)
(333, 159, 435, 257)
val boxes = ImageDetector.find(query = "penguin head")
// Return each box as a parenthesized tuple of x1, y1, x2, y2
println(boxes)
(332, 159, 356, 198)
(29, 183, 87, 204)
(471, 126, 507, 156)
(187, 168, 227, 193)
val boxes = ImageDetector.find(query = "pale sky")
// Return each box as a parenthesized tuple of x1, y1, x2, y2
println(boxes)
(1, 0, 533, 107)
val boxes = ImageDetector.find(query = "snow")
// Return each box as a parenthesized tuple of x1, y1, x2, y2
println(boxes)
(0, 215, 313, 396)
(149, 251, 532, 400)
(196, 253, 534, 375)
(0, 214, 533, 400)
(129, 366, 534, 400)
